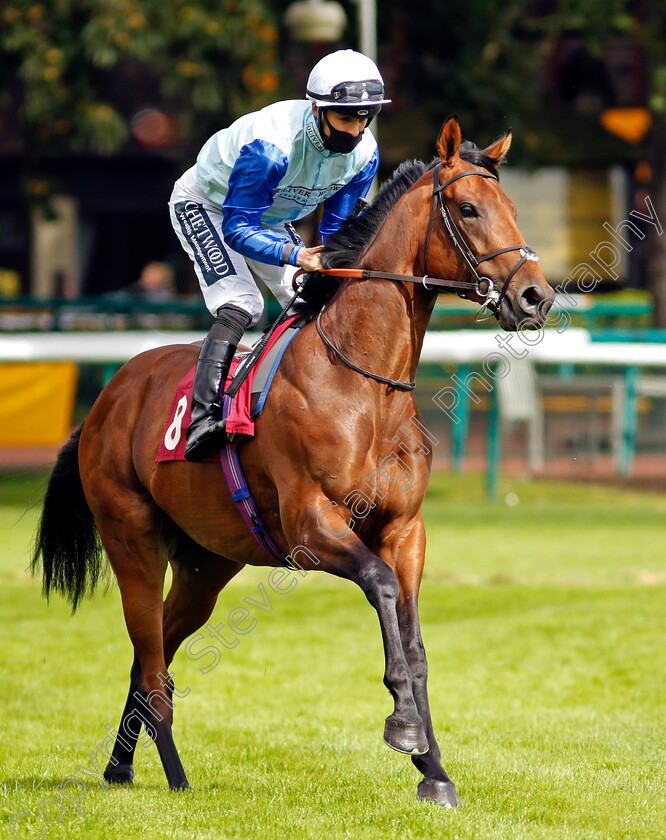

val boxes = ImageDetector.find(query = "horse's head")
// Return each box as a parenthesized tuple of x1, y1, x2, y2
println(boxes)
(424, 115, 555, 330)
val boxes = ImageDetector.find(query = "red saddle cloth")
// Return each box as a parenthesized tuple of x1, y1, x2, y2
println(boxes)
(156, 318, 297, 463)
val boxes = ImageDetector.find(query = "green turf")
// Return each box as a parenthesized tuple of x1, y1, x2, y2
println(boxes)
(0, 471, 664, 840)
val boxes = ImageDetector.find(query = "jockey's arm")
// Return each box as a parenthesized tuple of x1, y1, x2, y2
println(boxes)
(221, 140, 303, 268)
(319, 148, 378, 241)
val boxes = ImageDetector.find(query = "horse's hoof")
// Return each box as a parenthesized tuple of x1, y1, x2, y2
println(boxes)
(383, 716, 429, 755)
(417, 779, 462, 808)
(104, 763, 134, 785)
(169, 778, 191, 791)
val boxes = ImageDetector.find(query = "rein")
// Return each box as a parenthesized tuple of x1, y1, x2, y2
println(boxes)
(300, 267, 487, 295)
(315, 309, 416, 391)
(302, 162, 539, 391)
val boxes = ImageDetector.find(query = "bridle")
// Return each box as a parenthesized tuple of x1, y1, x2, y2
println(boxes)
(305, 161, 540, 391)
(425, 162, 539, 321)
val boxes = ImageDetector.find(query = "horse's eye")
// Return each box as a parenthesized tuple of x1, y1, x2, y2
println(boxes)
(460, 203, 476, 218)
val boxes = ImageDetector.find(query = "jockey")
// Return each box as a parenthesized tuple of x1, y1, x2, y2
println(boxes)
(169, 49, 391, 461)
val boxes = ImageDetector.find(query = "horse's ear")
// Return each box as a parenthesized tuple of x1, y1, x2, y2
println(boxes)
(437, 115, 462, 166)
(483, 131, 512, 164)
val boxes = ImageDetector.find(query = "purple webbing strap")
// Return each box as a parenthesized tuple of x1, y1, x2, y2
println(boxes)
(219, 397, 293, 568)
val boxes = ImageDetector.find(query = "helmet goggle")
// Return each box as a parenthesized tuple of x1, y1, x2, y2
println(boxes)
(329, 79, 385, 102)
(307, 79, 385, 104)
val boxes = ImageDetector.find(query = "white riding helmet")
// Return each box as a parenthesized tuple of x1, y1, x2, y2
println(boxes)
(306, 49, 392, 116)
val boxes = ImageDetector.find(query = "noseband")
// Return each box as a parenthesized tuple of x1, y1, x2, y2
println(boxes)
(425, 162, 539, 321)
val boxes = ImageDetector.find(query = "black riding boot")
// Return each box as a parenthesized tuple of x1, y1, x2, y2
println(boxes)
(185, 305, 251, 462)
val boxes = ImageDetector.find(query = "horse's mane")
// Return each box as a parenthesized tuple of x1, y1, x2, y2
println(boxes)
(321, 158, 431, 271)
(296, 141, 501, 314)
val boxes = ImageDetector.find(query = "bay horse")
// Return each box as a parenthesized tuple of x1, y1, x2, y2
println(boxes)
(32, 116, 554, 807)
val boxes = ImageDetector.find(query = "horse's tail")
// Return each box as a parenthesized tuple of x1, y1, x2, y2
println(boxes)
(31, 424, 106, 613)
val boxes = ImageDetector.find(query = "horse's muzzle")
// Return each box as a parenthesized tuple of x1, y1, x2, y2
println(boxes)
(499, 282, 555, 331)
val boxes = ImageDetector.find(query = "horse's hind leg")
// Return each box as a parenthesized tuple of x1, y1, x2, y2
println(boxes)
(105, 535, 243, 787)
(104, 653, 143, 784)
(93, 503, 189, 790)
(161, 539, 244, 669)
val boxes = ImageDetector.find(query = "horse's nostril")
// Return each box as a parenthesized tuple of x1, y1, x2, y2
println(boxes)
(521, 285, 546, 311)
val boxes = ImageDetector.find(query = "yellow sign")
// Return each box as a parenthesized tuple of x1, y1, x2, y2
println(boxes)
(0, 362, 77, 446)
(600, 108, 652, 144)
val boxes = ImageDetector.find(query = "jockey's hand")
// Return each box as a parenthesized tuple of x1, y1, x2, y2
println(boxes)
(297, 245, 325, 273)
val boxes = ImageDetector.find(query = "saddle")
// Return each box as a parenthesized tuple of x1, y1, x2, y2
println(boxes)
(156, 317, 302, 463)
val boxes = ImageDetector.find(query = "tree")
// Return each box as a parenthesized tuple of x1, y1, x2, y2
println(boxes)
(377, 0, 666, 323)
(520, 0, 666, 325)
(0, 0, 281, 159)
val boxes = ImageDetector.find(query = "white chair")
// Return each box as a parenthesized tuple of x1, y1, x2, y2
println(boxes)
(496, 358, 545, 471)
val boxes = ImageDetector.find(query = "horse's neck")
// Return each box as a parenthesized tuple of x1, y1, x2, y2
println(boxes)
(325, 184, 436, 384)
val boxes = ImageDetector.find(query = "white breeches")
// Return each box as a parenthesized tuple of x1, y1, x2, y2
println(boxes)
(169, 184, 300, 326)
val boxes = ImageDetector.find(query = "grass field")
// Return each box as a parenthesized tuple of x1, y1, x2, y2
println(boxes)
(0, 469, 664, 840)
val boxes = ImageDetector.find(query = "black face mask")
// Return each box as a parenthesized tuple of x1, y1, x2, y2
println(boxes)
(320, 110, 364, 154)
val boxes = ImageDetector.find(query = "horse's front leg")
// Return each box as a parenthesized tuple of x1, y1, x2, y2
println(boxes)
(380, 515, 462, 807)
(355, 548, 429, 755)
(287, 506, 428, 755)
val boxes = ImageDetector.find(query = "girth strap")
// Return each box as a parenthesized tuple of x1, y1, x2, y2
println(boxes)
(219, 436, 297, 568)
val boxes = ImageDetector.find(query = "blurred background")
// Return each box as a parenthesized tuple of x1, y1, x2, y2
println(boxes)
(1, 0, 666, 488)
(3, 12, 663, 832)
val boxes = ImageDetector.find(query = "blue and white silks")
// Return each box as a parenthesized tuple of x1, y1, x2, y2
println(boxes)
(169, 100, 378, 322)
